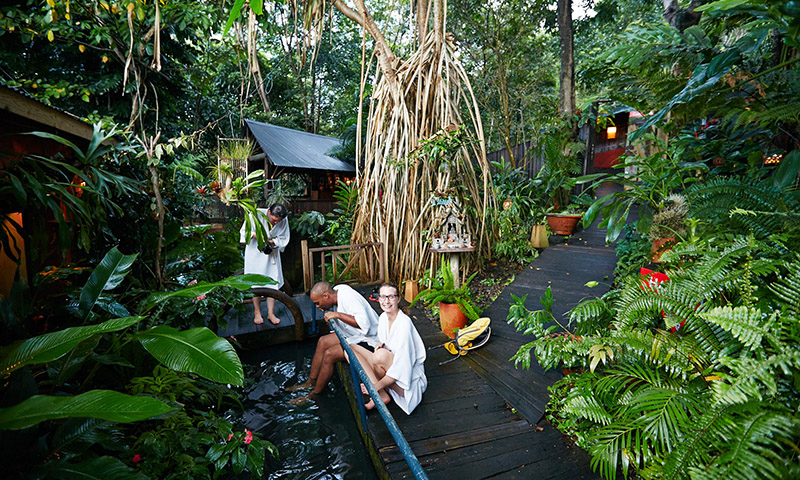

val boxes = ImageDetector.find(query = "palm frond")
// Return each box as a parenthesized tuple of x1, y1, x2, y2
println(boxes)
(688, 406, 800, 480)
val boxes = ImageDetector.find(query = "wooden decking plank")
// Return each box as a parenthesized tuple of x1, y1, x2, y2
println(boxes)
(379, 419, 532, 463)
(402, 430, 573, 479)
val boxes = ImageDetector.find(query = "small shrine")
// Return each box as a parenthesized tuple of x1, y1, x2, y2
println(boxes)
(428, 195, 474, 287)
(430, 197, 473, 250)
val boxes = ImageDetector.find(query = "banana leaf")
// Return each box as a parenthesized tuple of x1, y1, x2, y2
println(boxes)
(78, 247, 138, 319)
(136, 326, 244, 385)
(0, 390, 175, 430)
(139, 274, 275, 313)
(0, 316, 143, 377)
(38, 455, 149, 480)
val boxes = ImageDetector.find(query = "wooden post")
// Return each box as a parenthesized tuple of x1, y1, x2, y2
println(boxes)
(404, 280, 419, 303)
(301, 240, 311, 293)
(381, 241, 388, 282)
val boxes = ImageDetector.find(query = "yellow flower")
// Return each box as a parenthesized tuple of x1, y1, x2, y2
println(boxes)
(102, 55, 109, 63)
(79, 44, 85, 53)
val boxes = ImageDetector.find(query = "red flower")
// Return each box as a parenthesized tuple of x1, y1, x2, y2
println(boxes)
(228, 433, 234, 441)
(132, 454, 141, 463)
(244, 430, 253, 444)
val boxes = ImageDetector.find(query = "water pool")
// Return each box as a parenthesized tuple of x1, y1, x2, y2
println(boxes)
(239, 341, 379, 480)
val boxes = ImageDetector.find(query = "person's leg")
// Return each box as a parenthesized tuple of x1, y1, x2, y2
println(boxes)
(373, 349, 404, 398)
(312, 343, 345, 395)
(266, 296, 280, 325)
(285, 334, 338, 391)
(252, 296, 263, 324)
(352, 346, 391, 410)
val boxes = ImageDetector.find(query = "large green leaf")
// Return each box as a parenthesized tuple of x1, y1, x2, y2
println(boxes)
(772, 149, 800, 189)
(0, 316, 143, 377)
(40, 455, 149, 480)
(0, 390, 175, 430)
(140, 274, 276, 313)
(78, 247, 138, 319)
(136, 326, 244, 385)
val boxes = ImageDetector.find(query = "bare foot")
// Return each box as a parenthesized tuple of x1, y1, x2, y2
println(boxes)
(254, 317, 264, 325)
(268, 314, 281, 325)
(286, 380, 314, 392)
(289, 392, 316, 405)
(360, 384, 390, 410)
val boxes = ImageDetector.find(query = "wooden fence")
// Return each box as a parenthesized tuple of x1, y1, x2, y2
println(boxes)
(301, 241, 387, 293)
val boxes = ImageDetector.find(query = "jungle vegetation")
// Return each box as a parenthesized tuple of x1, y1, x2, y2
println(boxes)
(1, 0, 798, 478)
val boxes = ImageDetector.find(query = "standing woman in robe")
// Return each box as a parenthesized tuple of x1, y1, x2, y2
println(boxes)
(240, 203, 290, 325)
(351, 282, 427, 414)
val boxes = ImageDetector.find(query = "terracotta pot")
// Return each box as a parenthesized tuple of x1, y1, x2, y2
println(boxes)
(545, 213, 582, 236)
(650, 237, 675, 262)
(530, 224, 549, 248)
(439, 302, 468, 338)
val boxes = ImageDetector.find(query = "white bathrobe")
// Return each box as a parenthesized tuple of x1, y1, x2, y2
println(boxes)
(240, 209, 290, 289)
(380, 310, 427, 414)
(332, 284, 379, 347)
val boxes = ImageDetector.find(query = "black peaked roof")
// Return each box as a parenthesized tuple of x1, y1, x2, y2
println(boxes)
(245, 119, 355, 173)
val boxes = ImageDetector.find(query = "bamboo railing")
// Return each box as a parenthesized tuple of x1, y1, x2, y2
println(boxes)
(301, 241, 387, 293)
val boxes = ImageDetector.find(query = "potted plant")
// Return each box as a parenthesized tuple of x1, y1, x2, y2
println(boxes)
(535, 129, 600, 236)
(582, 134, 707, 243)
(490, 158, 550, 253)
(412, 258, 480, 338)
(529, 203, 550, 248)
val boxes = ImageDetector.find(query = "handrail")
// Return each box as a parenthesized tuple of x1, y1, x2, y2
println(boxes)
(328, 321, 428, 480)
(301, 241, 387, 292)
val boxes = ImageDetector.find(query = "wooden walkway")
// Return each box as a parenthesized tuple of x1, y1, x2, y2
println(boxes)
(350, 184, 620, 478)
(222, 184, 621, 479)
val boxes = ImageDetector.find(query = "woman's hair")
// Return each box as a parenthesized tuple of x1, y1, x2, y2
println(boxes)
(378, 282, 408, 313)
(378, 282, 400, 296)
(269, 203, 288, 219)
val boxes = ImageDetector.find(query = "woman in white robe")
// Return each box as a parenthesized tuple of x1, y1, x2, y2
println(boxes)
(239, 203, 290, 325)
(351, 283, 427, 414)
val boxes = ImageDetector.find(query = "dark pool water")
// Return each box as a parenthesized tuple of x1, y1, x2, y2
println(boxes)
(239, 341, 379, 480)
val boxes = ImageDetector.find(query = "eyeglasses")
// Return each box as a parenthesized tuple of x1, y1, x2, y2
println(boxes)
(377, 294, 399, 301)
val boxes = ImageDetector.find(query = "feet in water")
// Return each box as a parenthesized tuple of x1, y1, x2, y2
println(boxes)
(268, 314, 281, 325)
(285, 379, 314, 392)
(289, 392, 317, 406)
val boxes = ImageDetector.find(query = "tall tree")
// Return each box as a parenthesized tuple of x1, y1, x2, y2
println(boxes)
(235, 0, 493, 281)
(557, 0, 575, 116)
(450, 0, 558, 166)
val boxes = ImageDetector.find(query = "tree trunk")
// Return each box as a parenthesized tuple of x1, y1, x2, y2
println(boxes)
(557, 0, 575, 117)
(148, 163, 165, 288)
(662, 0, 705, 31)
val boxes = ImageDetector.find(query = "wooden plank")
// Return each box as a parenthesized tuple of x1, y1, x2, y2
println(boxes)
(379, 419, 532, 463)
(0, 86, 97, 142)
(301, 240, 311, 292)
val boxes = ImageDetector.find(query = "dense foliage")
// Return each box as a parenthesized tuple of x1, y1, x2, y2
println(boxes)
(509, 1, 800, 478)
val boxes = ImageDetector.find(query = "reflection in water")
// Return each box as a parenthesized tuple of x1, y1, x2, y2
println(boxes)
(239, 342, 378, 480)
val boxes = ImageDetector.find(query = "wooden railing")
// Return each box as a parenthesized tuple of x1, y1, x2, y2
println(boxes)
(301, 241, 387, 292)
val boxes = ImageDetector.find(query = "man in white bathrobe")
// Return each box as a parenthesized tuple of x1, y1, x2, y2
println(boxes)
(240, 203, 290, 325)
(288, 281, 379, 404)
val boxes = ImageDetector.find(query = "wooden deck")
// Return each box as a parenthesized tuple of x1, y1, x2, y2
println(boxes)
(222, 184, 622, 478)
(348, 184, 621, 478)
